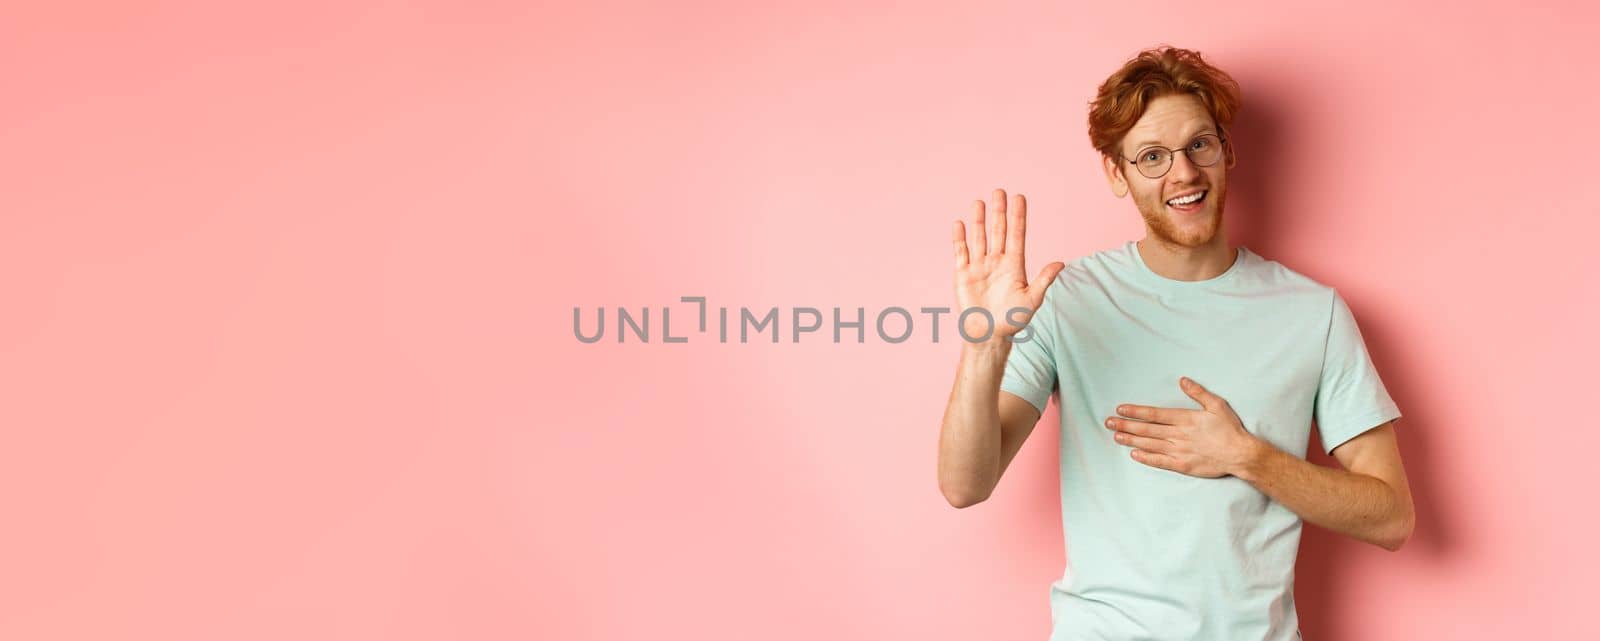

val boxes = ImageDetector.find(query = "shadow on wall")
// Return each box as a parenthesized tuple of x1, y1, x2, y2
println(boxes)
(1226, 56, 1454, 641)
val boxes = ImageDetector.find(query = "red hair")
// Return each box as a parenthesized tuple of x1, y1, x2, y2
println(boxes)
(1087, 46, 1242, 160)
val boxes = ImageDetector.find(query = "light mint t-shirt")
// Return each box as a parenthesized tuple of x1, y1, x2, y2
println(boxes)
(1000, 240, 1401, 641)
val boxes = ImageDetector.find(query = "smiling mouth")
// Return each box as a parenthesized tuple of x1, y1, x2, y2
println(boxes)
(1166, 190, 1207, 209)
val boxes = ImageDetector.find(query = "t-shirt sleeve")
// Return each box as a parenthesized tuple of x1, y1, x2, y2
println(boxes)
(998, 288, 1060, 415)
(1314, 289, 1402, 455)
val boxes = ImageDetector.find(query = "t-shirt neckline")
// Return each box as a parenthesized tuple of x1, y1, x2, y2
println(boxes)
(1125, 239, 1250, 292)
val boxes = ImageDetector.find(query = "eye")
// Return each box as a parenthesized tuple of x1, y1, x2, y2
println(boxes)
(1190, 137, 1211, 150)
(1142, 150, 1163, 163)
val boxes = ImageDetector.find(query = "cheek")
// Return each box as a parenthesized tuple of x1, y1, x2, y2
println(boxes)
(1131, 183, 1162, 204)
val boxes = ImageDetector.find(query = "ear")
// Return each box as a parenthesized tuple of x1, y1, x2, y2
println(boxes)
(1223, 138, 1237, 169)
(1102, 154, 1130, 198)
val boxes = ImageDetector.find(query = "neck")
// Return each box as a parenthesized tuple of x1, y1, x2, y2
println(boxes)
(1136, 234, 1238, 282)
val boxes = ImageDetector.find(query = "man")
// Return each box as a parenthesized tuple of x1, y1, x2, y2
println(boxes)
(936, 46, 1414, 641)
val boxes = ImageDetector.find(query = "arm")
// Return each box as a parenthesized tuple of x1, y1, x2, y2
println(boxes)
(1234, 419, 1415, 551)
(937, 341, 1044, 508)
(1107, 380, 1414, 550)
(935, 188, 1063, 509)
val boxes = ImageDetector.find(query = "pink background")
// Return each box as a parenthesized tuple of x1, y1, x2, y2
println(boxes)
(3, 2, 1596, 639)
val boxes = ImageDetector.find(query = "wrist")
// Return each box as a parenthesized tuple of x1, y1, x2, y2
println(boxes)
(961, 338, 1013, 360)
(1232, 434, 1271, 482)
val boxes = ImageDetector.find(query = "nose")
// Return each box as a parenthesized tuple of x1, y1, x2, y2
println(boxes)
(1167, 148, 1202, 183)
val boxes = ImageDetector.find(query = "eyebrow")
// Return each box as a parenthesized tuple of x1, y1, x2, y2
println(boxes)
(1128, 127, 1217, 152)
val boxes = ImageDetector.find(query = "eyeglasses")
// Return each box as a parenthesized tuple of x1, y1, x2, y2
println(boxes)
(1120, 132, 1228, 179)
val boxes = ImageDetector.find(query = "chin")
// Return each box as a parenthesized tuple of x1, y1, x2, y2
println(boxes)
(1143, 206, 1222, 247)
(1163, 230, 1217, 248)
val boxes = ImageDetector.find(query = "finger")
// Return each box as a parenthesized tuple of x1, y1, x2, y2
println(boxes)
(952, 220, 969, 267)
(1179, 377, 1229, 413)
(969, 199, 987, 259)
(1105, 415, 1180, 440)
(1115, 403, 1189, 426)
(1131, 449, 1180, 471)
(1027, 262, 1065, 309)
(1113, 430, 1171, 453)
(988, 188, 1006, 256)
(1007, 193, 1026, 259)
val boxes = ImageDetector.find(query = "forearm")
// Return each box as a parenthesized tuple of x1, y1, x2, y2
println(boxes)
(1233, 438, 1413, 551)
(937, 342, 1010, 505)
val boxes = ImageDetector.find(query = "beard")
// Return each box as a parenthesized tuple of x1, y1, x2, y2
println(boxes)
(1134, 183, 1227, 248)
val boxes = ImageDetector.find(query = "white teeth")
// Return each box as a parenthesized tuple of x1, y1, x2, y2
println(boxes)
(1167, 191, 1205, 206)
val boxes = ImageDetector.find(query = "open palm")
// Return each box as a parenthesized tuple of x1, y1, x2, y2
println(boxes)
(952, 188, 1065, 342)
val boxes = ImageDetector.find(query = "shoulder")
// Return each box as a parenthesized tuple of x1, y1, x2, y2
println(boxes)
(1050, 241, 1136, 292)
(1014, 243, 1128, 332)
(1236, 247, 1342, 304)
(1238, 251, 1372, 341)
(1240, 248, 1326, 290)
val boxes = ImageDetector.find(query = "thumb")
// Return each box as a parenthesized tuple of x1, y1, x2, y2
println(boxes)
(1027, 261, 1066, 309)
(1179, 376, 1226, 412)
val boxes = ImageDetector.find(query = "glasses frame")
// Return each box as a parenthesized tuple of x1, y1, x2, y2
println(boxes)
(1119, 131, 1230, 179)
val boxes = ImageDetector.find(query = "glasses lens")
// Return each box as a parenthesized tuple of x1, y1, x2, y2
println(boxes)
(1188, 135, 1222, 167)
(1137, 148, 1170, 178)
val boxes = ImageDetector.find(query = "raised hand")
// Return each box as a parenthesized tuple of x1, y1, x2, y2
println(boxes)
(952, 188, 1065, 345)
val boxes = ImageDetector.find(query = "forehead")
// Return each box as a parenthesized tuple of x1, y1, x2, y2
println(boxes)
(1124, 94, 1216, 150)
